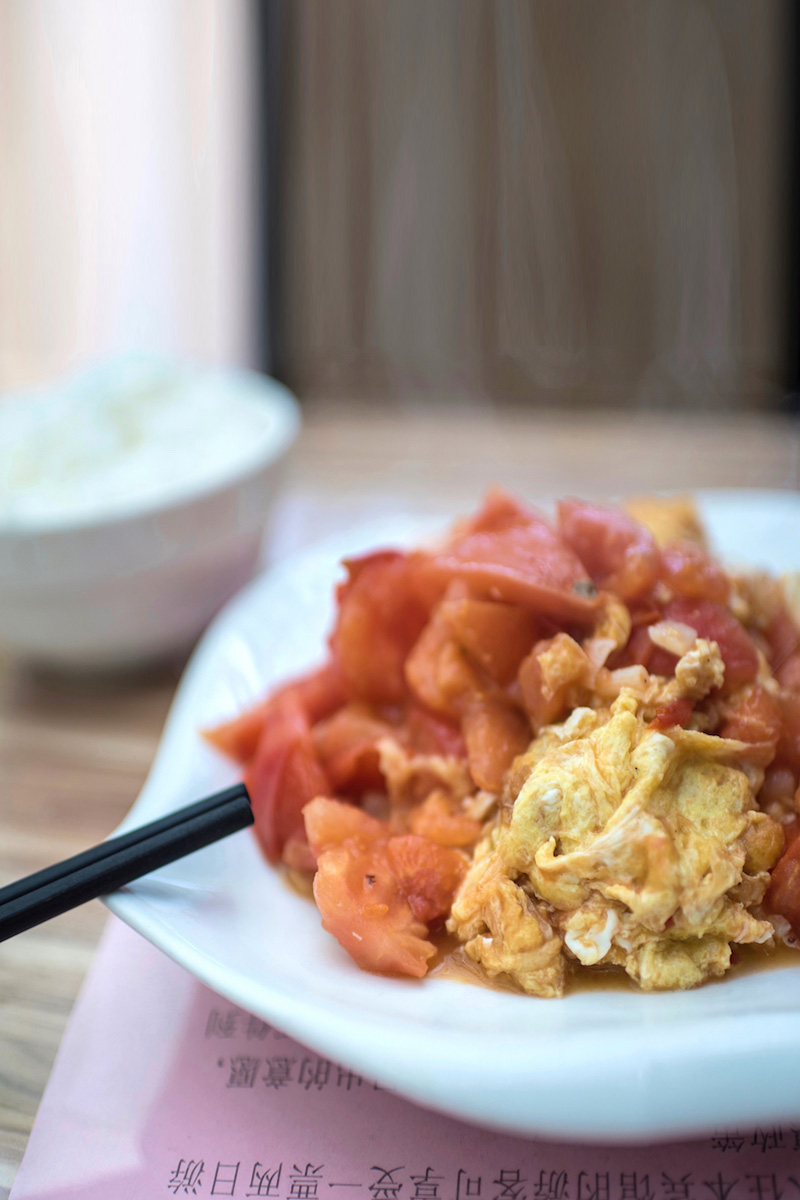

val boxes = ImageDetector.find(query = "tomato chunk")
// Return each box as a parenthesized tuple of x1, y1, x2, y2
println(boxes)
(659, 542, 730, 604)
(649, 696, 694, 731)
(404, 704, 466, 759)
(204, 701, 270, 764)
(304, 798, 461, 976)
(786, 817, 800, 849)
(303, 796, 385, 857)
(385, 835, 466, 922)
(405, 616, 485, 717)
(408, 790, 481, 847)
(664, 598, 759, 689)
(245, 697, 331, 864)
(758, 764, 798, 815)
(440, 595, 538, 685)
(777, 654, 800, 692)
(769, 605, 800, 691)
(518, 634, 590, 732)
(420, 506, 599, 623)
(452, 488, 541, 537)
(766, 836, 800, 936)
(205, 662, 347, 764)
(332, 551, 431, 704)
(519, 650, 564, 730)
(617, 619, 665, 674)
(312, 704, 393, 794)
(766, 608, 800, 672)
(558, 499, 660, 601)
(777, 692, 800, 773)
(461, 699, 531, 792)
(313, 844, 435, 978)
(610, 596, 759, 690)
(721, 685, 782, 747)
(289, 660, 351, 723)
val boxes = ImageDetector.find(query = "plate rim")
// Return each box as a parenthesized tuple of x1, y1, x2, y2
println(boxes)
(105, 488, 800, 1142)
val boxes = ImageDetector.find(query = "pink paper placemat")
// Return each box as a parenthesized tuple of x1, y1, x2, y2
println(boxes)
(10, 917, 800, 1200)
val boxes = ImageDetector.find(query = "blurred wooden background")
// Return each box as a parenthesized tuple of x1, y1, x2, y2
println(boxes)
(272, 0, 791, 409)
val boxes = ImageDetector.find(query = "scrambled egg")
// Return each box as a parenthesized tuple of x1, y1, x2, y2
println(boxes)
(449, 681, 783, 996)
(624, 495, 707, 548)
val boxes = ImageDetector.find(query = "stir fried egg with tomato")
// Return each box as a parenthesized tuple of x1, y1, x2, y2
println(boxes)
(206, 492, 800, 995)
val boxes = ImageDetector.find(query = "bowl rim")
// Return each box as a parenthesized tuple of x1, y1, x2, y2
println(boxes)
(0, 364, 301, 540)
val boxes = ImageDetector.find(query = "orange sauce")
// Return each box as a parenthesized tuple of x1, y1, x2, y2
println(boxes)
(429, 939, 635, 994)
(728, 939, 800, 977)
(283, 867, 315, 900)
(428, 938, 522, 993)
(428, 930, 800, 995)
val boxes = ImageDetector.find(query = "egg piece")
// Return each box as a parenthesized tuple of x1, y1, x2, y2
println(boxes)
(623, 495, 707, 548)
(449, 689, 781, 996)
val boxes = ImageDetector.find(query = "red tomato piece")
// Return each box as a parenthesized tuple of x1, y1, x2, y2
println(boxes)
(614, 598, 758, 689)
(313, 844, 435, 978)
(405, 616, 485, 718)
(312, 704, 394, 794)
(777, 654, 800, 693)
(331, 551, 432, 705)
(449, 488, 541, 537)
(659, 542, 730, 604)
(649, 696, 694, 731)
(439, 595, 538, 685)
(765, 836, 800, 936)
(517, 634, 590, 732)
(777, 692, 800, 773)
(646, 647, 681, 678)
(630, 606, 664, 626)
(385, 835, 466, 922)
(404, 704, 466, 758)
(721, 685, 782, 747)
(617, 620, 669, 675)
(518, 647, 565, 730)
(785, 816, 800, 849)
(766, 608, 800, 672)
(558, 499, 660, 601)
(289, 660, 351, 723)
(663, 598, 759, 690)
(204, 700, 270, 764)
(304, 797, 446, 977)
(245, 697, 331, 864)
(419, 511, 599, 623)
(204, 661, 347, 764)
(334, 549, 401, 604)
(758, 764, 798, 813)
(408, 791, 481, 847)
(461, 699, 531, 792)
(303, 795, 385, 858)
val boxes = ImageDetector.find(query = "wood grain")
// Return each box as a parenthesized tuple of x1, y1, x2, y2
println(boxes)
(0, 400, 798, 1198)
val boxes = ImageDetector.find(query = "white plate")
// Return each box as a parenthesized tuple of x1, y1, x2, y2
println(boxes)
(106, 490, 800, 1143)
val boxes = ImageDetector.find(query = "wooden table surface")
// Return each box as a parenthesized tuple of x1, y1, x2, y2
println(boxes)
(1, 399, 798, 1197)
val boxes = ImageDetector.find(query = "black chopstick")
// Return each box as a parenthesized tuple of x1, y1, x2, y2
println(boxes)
(0, 783, 253, 943)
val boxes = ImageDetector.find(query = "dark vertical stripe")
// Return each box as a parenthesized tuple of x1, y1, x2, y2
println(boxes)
(255, 0, 286, 379)
(783, 0, 800, 411)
